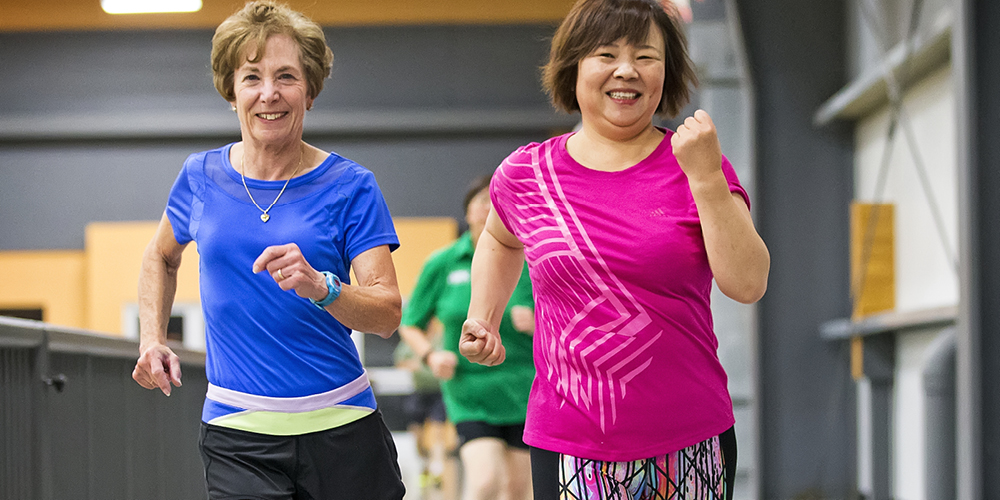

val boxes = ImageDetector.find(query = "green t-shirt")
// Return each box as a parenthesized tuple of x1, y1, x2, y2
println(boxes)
(400, 232, 535, 425)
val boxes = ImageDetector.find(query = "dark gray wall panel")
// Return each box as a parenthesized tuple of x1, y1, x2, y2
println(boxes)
(317, 133, 552, 228)
(0, 25, 556, 116)
(0, 141, 224, 249)
(0, 25, 565, 250)
(958, 0, 1000, 496)
(735, 1, 857, 498)
(0, 133, 550, 249)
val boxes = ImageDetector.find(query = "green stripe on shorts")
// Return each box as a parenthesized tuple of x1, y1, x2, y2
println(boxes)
(207, 406, 374, 436)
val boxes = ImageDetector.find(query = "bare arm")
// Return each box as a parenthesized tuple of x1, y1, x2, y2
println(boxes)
(133, 213, 186, 396)
(398, 324, 457, 380)
(672, 110, 770, 303)
(460, 208, 525, 365)
(253, 244, 402, 338)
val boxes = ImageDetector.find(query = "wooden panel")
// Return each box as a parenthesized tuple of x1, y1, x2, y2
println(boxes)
(850, 202, 895, 319)
(0, 250, 86, 328)
(85, 221, 200, 335)
(2, 217, 456, 335)
(393, 217, 458, 299)
(1, 0, 573, 32)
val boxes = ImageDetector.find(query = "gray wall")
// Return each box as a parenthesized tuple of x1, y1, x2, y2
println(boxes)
(735, 1, 857, 499)
(0, 25, 574, 250)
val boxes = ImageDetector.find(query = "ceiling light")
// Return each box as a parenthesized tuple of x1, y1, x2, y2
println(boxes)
(101, 0, 203, 14)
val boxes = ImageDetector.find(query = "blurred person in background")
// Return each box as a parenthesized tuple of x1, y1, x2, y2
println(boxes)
(131, 2, 405, 498)
(393, 318, 460, 500)
(399, 175, 536, 500)
(460, 1, 770, 499)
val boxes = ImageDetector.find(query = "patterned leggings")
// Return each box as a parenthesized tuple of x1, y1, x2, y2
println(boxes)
(530, 426, 736, 500)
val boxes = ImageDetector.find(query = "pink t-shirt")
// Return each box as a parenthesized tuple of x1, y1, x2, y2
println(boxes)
(490, 129, 747, 462)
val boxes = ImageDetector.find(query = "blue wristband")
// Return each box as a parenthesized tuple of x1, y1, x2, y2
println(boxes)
(310, 271, 342, 309)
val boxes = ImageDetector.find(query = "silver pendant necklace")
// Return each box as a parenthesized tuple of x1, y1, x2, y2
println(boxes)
(240, 146, 303, 222)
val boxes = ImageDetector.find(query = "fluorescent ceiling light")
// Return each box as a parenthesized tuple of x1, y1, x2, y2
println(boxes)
(101, 0, 203, 14)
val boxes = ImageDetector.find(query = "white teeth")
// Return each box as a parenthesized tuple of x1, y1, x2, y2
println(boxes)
(609, 91, 638, 100)
(259, 113, 284, 120)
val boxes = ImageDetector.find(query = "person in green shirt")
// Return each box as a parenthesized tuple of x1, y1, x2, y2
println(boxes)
(399, 175, 535, 500)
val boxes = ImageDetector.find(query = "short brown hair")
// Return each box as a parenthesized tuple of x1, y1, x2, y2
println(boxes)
(541, 0, 698, 118)
(211, 1, 334, 102)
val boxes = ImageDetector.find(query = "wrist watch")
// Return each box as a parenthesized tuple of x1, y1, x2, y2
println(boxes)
(310, 271, 342, 309)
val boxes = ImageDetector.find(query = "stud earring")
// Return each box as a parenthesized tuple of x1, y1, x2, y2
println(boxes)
(231, 105, 237, 112)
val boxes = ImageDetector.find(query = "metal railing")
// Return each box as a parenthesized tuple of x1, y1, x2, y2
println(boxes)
(0, 316, 208, 500)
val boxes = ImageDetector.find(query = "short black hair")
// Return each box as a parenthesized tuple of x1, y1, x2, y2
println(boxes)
(463, 175, 492, 213)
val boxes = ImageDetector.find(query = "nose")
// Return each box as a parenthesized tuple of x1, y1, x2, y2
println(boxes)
(613, 59, 639, 80)
(260, 78, 280, 103)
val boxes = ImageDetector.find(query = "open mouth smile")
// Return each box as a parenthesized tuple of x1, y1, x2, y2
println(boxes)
(257, 112, 288, 121)
(608, 91, 640, 100)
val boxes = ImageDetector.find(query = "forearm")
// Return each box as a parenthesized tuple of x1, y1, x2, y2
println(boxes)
(324, 282, 401, 338)
(690, 173, 770, 303)
(398, 325, 433, 359)
(137, 247, 180, 352)
(468, 230, 525, 330)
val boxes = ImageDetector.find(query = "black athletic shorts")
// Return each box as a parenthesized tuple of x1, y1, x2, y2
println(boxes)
(402, 392, 447, 425)
(198, 410, 405, 500)
(454, 421, 528, 450)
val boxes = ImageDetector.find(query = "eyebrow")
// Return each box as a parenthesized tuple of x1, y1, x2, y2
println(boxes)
(238, 65, 299, 75)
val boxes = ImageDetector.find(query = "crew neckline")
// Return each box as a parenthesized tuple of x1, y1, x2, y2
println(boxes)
(222, 142, 332, 188)
(556, 127, 673, 176)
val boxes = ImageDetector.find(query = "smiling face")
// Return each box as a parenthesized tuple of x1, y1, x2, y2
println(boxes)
(575, 22, 666, 141)
(231, 33, 313, 149)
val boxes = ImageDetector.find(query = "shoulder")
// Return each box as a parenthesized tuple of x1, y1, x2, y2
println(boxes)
(423, 237, 466, 268)
(183, 144, 231, 169)
(498, 134, 567, 176)
(501, 135, 564, 167)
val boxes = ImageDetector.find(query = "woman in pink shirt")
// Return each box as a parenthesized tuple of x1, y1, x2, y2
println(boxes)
(460, 0, 769, 498)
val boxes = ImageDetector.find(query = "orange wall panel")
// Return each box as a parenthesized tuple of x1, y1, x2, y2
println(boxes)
(2, 217, 455, 335)
(85, 221, 200, 336)
(0, 250, 87, 329)
(393, 217, 458, 299)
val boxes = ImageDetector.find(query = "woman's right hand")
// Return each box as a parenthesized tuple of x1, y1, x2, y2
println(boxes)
(459, 318, 506, 366)
(132, 343, 183, 396)
(426, 350, 458, 380)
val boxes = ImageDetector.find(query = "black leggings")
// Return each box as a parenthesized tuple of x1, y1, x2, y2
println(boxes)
(530, 426, 737, 500)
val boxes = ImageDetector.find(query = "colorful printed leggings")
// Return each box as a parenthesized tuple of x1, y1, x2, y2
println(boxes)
(530, 426, 736, 500)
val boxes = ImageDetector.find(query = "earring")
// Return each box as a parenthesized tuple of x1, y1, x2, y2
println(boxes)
(231, 105, 237, 112)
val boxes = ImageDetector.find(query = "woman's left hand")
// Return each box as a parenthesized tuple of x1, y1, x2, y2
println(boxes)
(252, 243, 328, 302)
(670, 109, 723, 184)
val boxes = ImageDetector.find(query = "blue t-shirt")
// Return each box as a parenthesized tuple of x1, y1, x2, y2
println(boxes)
(166, 143, 399, 435)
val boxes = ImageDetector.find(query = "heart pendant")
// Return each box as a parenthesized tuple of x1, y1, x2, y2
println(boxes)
(260, 213, 270, 222)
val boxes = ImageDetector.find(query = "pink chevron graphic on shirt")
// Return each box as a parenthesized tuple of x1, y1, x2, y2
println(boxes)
(497, 141, 663, 433)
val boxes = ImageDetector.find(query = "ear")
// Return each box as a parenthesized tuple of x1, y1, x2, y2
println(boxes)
(306, 98, 314, 111)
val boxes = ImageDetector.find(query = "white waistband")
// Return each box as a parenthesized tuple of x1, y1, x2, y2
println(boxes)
(206, 371, 371, 413)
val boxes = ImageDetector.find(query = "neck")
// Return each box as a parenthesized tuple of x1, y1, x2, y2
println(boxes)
(567, 123, 663, 172)
(239, 141, 305, 181)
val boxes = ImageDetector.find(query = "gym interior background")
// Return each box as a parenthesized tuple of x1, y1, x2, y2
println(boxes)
(2, 0, 999, 499)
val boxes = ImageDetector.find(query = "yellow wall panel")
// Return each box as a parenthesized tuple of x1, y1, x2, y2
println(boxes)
(2, 0, 573, 32)
(393, 218, 458, 299)
(0, 250, 86, 329)
(850, 202, 895, 319)
(85, 221, 200, 336)
(2, 217, 455, 335)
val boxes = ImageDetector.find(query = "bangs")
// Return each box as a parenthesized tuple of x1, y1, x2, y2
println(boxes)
(582, 0, 667, 50)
